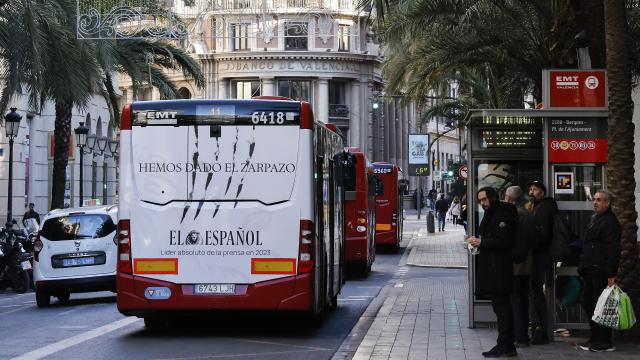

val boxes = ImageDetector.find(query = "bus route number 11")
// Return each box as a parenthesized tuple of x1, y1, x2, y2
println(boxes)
(251, 111, 286, 125)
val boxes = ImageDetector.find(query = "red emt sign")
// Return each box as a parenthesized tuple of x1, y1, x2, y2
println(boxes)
(548, 118, 607, 163)
(545, 70, 607, 109)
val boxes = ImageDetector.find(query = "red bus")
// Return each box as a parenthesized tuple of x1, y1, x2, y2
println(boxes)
(341, 148, 376, 276)
(116, 98, 345, 326)
(373, 162, 406, 251)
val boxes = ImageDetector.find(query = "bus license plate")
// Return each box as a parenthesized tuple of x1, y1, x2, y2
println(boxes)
(194, 284, 235, 295)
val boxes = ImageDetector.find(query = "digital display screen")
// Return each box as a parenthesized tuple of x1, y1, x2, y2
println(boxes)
(478, 130, 542, 148)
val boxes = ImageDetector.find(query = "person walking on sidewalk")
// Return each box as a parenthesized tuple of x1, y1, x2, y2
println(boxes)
(527, 180, 558, 344)
(468, 187, 518, 358)
(578, 190, 621, 353)
(435, 194, 449, 232)
(505, 186, 534, 348)
(447, 196, 461, 226)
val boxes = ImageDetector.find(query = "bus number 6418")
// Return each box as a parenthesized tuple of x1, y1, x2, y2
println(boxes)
(251, 111, 285, 125)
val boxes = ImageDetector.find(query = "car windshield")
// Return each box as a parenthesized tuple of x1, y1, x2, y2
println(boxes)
(40, 214, 116, 241)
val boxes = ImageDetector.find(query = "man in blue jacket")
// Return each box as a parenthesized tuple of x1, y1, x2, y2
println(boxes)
(578, 190, 620, 353)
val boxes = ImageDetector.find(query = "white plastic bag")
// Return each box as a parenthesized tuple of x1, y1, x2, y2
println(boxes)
(592, 285, 620, 329)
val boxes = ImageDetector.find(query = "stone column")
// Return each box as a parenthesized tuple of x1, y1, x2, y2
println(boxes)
(389, 98, 397, 165)
(383, 101, 390, 161)
(218, 78, 228, 99)
(402, 103, 409, 172)
(317, 78, 329, 123)
(262, 77, 275, 96)
(349, 81, 361, 148)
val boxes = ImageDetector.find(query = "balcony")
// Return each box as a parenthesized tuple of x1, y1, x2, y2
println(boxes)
(207, 0, 356, 12)
(329, 104, 350, 119)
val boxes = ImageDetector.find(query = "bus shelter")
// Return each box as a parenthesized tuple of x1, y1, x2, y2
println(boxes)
(464, 108, 608, 338)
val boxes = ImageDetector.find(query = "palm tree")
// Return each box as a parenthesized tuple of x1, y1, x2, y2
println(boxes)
(605, 0, 639, 312)
(1, 0, 205, 210)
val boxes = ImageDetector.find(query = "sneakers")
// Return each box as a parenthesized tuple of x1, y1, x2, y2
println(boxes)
(578, 341, 592, 351)
(589, 343, 616, 352)
(530, 325, 549, 345)
(482, 345, 517, 358)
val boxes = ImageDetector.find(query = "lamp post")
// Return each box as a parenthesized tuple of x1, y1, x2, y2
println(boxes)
(4, 108, 21, 222)
(74, 122, 89, 207)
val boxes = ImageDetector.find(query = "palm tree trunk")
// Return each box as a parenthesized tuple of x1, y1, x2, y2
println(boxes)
(50, 100, 73, 210)
(604, 0, 639, 304)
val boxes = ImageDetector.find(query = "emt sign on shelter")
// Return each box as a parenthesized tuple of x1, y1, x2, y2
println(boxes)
(542, 70, 607, 109)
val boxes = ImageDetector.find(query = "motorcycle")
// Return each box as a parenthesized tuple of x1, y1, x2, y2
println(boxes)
(0, 222, 32, 294)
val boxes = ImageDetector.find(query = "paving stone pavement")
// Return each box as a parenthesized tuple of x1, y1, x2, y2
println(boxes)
(334, 211, 640, 360)
(406, 224, 467, 269)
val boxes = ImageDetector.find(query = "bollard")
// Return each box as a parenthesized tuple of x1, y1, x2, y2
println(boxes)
(426, 210, 435, 233)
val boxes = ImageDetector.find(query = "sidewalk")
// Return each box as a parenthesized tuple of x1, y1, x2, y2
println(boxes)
(333, 212, 640, 359)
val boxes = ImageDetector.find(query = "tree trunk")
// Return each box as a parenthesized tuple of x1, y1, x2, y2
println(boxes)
(50, 100, 73, 210)
(604, 0, 639, 305)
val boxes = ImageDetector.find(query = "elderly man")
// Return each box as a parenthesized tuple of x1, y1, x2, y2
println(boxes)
(578, 190, 621, 353)
(468, 187, 518, 358)
(527, 180, 558, 344)
(505, 186, 535, 348)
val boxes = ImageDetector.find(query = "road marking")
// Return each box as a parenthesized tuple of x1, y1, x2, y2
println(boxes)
(0, 304, 29, 308)
(11, 317, 140, 360)
(394, 283, 404, 288)
(154, 348, 330, 360)
(0, 305, 31, 316)
(0, 293, 33, 303)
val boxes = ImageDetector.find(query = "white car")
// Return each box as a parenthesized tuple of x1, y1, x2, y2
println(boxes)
(33, 205, 118, 307)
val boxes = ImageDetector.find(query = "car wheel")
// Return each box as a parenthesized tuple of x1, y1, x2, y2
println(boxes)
(56, 293, 71, 303)
(36, 290, 51, 308)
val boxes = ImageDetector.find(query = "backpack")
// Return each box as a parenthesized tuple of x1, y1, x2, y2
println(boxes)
(549, 213, 572, 261)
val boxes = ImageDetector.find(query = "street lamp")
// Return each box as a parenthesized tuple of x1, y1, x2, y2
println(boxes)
(75, 122, 89, 207)
(96, 136, 108, 155)
(106, 139, 119, 158)
(4, 108, 21, 222)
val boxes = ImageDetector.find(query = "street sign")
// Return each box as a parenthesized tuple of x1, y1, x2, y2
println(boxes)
(433, 170, 442, 181)
(458, 165, 468, 180)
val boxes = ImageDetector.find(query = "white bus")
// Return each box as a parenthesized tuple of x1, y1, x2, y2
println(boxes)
(116, 97, 345, 326)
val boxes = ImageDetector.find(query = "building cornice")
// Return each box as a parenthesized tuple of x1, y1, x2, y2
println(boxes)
(198, 52, 381, 63)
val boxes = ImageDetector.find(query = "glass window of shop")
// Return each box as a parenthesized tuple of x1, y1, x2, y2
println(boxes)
(278, 80, 311, 102)
(231, 80, 261, 99)
(284, 22, 308, 50)
(338, 24, 350, 51)
(231, 23, 250, 51)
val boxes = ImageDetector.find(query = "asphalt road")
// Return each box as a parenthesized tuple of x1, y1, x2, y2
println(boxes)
(0, 246, 406, 360)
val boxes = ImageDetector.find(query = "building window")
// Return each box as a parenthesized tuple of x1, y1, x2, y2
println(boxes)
(329, 81, 349, 118)
(278, 80, 311, 102)
(284, 22, 308, 50)
(231, 80, 261, 99)
(231, 23, 250, 51)
(338, 25, 350, 51)
(178, 87, 192, 99)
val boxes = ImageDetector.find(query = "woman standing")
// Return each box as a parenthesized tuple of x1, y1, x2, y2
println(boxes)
(448, 197, 462, 226)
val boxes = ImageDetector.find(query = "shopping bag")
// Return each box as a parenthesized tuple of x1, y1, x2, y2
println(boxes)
(592, 285, 636, 330)
(618, 288, 637, 330)
(592, 285, 620, 329)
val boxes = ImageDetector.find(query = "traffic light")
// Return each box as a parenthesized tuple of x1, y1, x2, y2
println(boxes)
(447, 170, 454, 177)
(372, 101, 380, 110)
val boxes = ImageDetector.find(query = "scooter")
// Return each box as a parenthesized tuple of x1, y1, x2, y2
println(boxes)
(0, 224, 32, 294)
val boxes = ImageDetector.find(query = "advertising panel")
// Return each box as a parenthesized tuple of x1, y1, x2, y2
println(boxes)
(547, 117, 607, 163)
(408, 134, 429, 176)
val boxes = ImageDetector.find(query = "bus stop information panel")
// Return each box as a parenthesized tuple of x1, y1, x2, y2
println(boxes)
(465, 109, 608, 333)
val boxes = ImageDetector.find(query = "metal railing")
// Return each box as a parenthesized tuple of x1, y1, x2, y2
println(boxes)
(329, 104, 350, 118)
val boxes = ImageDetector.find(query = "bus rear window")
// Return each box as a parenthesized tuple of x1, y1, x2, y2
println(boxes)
(40, 214, 116, 241)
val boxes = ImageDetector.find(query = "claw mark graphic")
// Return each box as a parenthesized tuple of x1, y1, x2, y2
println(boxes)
(181, 203, 191, 223)
(182, 126, 200, 224)
(194, 201, 204, 220)
(212, 203, 221, 219)
(214, 138, 220, 161)
(224, 127, 240, 196)
(205, 173, 213, 191)
(234, 129, 256, 208)
(191, 151, 199, 194)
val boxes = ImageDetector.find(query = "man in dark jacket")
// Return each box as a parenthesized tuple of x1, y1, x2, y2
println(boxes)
(505, 186, 535, 348)
(578, 190, 620, 353)
(527, 180, 557, 344)
(468, 187, 518, 358)
(22, 203, 40, 225)
(435, 194, 449, 232)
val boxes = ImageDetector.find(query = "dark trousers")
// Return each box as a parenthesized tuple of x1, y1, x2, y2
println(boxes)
(530, 253, 550, 331)
(582, 270, 613, 345)
(437, 212, 446, 230)
(511, 276, 530, 342)
(491, 293, 515, 350)
(452, 215, 459, 225)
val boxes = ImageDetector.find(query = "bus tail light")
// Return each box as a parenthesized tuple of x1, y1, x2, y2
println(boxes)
(298, 220, 314, 273)
(392, 211, 397, 227)
(118, 220, 133, 274)
(120, 104, 132, 130)
(300, 102, 313, 129)
(33, 234, 43, 262)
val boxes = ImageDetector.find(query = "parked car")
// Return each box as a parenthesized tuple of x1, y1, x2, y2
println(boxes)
(33, 205, 118, 307)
